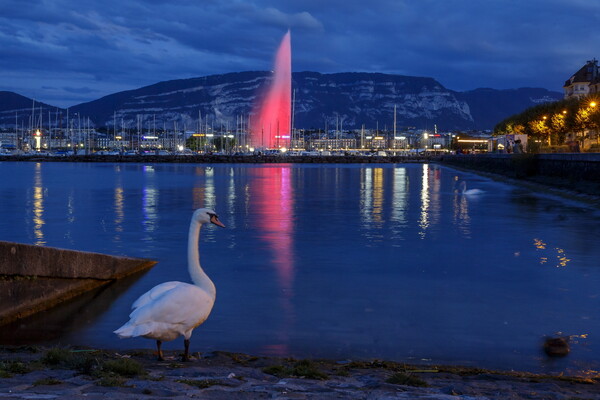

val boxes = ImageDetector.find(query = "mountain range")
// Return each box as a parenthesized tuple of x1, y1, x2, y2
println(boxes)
(0, 71, 563, 131)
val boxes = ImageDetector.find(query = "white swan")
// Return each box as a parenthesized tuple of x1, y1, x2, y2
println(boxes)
(114, 208, 225, 361)
(459, 181, 484, 196)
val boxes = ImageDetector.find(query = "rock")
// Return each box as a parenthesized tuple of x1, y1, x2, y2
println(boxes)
(543, 337, 570, 357)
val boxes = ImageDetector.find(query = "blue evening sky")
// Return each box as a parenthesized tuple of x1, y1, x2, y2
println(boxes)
(0, 0, 597, 107)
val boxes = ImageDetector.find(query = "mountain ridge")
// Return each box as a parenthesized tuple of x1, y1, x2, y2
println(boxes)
(0, 71, 563, 131)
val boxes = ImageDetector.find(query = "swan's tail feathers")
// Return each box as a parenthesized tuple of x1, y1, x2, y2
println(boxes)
(114, 322, 152, 339)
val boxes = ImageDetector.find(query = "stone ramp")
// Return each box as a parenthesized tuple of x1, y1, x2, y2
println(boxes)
(0, 241, 156, 325)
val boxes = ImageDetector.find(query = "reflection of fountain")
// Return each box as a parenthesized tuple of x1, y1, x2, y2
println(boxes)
(251, 31, 292, 149)
(250, 166, 294, 355)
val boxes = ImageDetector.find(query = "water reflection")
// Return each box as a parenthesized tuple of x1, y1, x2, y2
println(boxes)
(391, 168, 408, 225)
(192, 167, 215, 210)
(361, 168, 372, 224)
(251, 166, 295, 355)
(31, 163, 45, 246)
(453, 176, 472, 238)
(142, 166, 158, 236)
(114, 183, 124, 243)
(419, 164, 430, 238)
(360, 168, 384, 227)
(534, 238, 571, 268)
(0, 272, 146, 345)
(227, 168, 237, 229)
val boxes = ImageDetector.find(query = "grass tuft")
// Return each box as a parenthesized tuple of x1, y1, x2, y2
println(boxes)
(101, 358, 146, 378)
(41, 348, 72, 366)
(33, 377, 63, 386)
(262, 360, 328, 380)
(386, 372, 429, 387)
(91, 357, 146, 387)
(96, 375, 127, 387)
(41, 347, 97, 374)
(0, 360, 32, 377)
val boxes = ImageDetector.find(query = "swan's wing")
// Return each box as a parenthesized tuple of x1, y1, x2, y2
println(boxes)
(122, 284, 214, 339)
(131, 281, 183, 311)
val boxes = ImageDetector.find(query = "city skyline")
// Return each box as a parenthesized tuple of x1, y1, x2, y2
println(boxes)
(0, 0, 598, 108)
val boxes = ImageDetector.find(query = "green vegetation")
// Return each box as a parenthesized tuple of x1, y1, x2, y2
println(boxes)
(0, 360, 32, 377)
(33, 377, 63, 386)
(494, 95, 600, 150)
(228, 352, 259, 365)
(93, 357, 146, 387)
(40, 347, 146, 387)
(386, 372, 429, 387)
(186, 135, 207, 151)
(262, 359, 329, 380)
(41, 348, 97, 374)
(101, 358, 146, 378)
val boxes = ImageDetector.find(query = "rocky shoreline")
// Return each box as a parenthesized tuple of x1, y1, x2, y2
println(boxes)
(0, 346, 599, 399)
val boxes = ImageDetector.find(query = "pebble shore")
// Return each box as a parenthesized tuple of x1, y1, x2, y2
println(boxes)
(1, 346, 599, 399)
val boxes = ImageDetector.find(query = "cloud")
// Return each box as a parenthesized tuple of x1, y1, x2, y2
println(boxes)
(259, 8, 323, 30)
(0, 0, 597, 107)
(63, 86, 97, 94)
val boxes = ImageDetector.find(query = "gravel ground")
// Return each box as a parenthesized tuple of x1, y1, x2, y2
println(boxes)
(0, 346, 599, 399)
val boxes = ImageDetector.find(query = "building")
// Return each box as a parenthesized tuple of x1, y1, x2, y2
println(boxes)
(564, 59, 600, 99)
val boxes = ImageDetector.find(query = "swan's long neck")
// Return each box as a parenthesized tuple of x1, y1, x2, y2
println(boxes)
(187, 219, 216, 298)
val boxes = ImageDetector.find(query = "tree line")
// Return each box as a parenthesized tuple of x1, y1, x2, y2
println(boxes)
(494, 95, 600, 148)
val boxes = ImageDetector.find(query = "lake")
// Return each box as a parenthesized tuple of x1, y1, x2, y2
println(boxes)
(1, 161, 599, 375)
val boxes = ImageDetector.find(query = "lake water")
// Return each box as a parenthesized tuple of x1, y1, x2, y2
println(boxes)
(1, 161, 599, 375)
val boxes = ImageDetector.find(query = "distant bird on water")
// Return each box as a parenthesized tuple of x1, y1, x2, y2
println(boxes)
(459, 181, 484, 196)
(114, 208, 225, 361)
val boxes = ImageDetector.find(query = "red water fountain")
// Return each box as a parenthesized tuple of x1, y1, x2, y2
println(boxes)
(251, 30, 292, 149)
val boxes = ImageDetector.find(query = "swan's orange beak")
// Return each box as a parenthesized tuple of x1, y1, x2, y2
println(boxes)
(210, 214, 226, 228)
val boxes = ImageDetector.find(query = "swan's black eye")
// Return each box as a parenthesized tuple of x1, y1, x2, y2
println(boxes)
(207, 212, 217, 219)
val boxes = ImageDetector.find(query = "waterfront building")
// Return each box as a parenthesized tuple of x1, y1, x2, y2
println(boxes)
(564, 59, 600, 99)
(308, 137, 356, 150)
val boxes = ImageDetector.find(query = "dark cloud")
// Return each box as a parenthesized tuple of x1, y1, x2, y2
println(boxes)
(62, 86, 97, 94)
(0, 0, 597, 107)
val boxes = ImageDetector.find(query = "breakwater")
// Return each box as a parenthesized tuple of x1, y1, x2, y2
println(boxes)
(1, 154, 431, 163)
(438, 153, 600, 197)
(0, 241, 156, 325)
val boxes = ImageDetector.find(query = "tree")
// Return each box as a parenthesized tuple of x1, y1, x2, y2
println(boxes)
(213, 136, 236, 152)
(186, 136, 207, 152)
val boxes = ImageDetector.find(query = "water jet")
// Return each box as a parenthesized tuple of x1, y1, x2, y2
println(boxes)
(251, 31, 292, 149)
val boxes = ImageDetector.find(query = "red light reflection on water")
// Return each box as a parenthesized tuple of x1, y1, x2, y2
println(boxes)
(251, 166, 294, 289)
(250, 166, 294, 355)
(251, 31, 291, 149)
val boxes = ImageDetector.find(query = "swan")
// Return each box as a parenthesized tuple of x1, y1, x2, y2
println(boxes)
(459, 181, 484, 196)
(114, 208, 225, 361)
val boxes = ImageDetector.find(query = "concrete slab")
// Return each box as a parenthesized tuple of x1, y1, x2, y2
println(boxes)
(0, 241, 156, 325)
